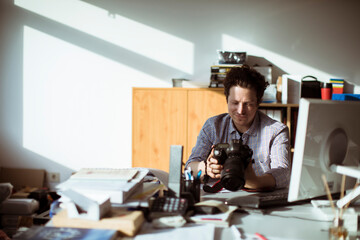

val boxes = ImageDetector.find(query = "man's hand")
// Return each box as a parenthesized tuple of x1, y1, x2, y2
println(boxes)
(206, 148, 223, 179)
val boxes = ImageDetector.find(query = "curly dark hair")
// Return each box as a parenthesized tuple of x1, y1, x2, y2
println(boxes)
(223, 65, 269, 104)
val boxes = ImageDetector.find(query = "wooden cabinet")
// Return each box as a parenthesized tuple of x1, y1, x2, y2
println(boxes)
(187, 89, 228, 158)
(132, 88, 298, 172)
(132, 88, 188, 171)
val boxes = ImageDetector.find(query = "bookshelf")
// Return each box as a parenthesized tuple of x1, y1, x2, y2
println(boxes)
(132, 88, 298, 171)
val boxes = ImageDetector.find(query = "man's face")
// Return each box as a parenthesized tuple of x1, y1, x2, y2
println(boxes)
(227, 85, 258, 132)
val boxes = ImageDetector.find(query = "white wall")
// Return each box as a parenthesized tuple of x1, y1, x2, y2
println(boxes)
(1, 0, 360, 188)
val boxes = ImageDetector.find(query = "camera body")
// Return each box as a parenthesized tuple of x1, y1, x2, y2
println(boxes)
(213, 139, 253, 191)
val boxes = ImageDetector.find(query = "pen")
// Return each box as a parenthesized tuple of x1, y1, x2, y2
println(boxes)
(188, 171, 193, 180)
(255, 232, 268, 240)
(196, 170, 202, 180)
(200, 218, 222, 221)
(187, 167, 194, 180)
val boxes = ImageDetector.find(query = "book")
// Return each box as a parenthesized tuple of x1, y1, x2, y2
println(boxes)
(52, 209, 144, 237)
(57, 168, 149, 204)
(12, 226, 117, 240)
(70, 168, 139, 181)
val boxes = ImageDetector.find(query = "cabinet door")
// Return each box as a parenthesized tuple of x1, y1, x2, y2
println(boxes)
(132, 89, 187, 172)
(186, 89, 228, 159)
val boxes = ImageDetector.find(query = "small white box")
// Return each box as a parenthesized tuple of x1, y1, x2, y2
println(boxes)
(61, 189, 111, 221)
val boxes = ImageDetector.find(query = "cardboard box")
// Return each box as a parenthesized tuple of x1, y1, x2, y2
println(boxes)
(52, 209, 144, 237)
(0, 167, 45, 191)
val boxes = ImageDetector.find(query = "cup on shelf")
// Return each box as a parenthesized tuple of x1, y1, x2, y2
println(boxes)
(321, 82, 333, 100)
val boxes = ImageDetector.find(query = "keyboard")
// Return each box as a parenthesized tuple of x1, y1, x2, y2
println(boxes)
(225, 191, 289, 209)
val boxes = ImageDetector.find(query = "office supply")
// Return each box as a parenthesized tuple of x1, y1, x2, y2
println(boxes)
(255, 232, 268, 240)
(52, 208, 144, 237)
(168, 145, 183, 198)
(196, 170, 202, 180)
(148, 196, 188, 219)
(184, 168, 192, 180)
(189, 201, 237, 227)
(12, 226, 118, 240)
(183, 179, 201, 203)
(288, 99, 360, 203)
(194, 200, 229, 214)
(152, 216, 186, 228)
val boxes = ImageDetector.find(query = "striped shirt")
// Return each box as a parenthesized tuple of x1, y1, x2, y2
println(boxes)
(186, 111, 290, 188)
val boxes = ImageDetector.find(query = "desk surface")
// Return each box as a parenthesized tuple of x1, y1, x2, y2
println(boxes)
(220, 204, 332, 239)
(130, 187, 345, 240)
(132, 203, 333, 240)
(50, 182, 357, 240)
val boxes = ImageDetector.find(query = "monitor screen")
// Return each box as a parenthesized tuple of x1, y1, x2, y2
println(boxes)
(288, 98, 360, 202)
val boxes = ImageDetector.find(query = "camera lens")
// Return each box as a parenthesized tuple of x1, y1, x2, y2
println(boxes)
(220, 155, 246, 191)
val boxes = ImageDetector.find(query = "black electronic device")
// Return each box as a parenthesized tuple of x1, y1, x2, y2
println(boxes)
(148, 196, 188, 219)
(204, 139, 253, 192)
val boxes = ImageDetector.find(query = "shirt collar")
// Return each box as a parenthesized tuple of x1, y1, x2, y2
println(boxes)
(229, 111, 259, 137)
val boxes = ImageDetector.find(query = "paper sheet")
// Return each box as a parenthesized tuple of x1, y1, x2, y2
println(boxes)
(135, 223, 215, 240)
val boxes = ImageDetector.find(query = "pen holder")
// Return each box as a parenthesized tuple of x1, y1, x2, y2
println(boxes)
(329, 217, 348, 240)
(183, 179, 201, 203)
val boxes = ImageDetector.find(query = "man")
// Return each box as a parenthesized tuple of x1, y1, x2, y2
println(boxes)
(186, 66, 290, 190)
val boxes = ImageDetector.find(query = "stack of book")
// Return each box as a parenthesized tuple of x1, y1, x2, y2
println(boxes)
(189, 200, 238, 227)
(330, 78, 344, 94)
(209, 64, 243, 88)
(56, 168, 149, 204)
(53, 168, 150, 237)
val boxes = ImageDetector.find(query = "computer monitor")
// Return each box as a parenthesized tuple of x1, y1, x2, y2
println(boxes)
(288, 98, 360, 202)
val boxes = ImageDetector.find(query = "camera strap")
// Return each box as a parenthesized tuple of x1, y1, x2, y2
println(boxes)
(203, 179, 223, 193)
(202, 159, 224, 193)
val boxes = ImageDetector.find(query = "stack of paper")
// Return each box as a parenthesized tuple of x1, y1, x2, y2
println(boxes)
(189, 200, 238, 227)
(56, 168, 149, 204)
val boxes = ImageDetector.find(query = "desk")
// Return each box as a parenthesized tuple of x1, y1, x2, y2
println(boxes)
(219, 204, 332, 239)
(133, 203, 333, 240)
(130, 188, 354, 240)
(48, 182, 358, 239)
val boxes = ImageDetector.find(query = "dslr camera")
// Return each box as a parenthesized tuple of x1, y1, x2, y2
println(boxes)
(213, 139, 253, 191)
